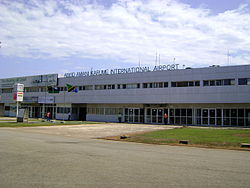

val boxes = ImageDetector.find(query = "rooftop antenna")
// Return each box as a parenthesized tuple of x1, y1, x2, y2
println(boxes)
(155, 50, 158, 66)
(158, 54, 161, 66)
(138, 56, 141, 67)
(227, 50, 230, 65)
(173, 57, 176, 64)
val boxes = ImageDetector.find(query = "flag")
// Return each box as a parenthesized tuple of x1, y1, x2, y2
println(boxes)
(66, 84, 78, 93)
(48, 86, 59, 93)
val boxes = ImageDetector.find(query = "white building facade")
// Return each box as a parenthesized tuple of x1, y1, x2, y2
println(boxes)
(0, 64, 250, 126)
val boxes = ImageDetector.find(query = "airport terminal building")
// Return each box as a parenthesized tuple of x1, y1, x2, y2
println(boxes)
(0, 64, 250, 126)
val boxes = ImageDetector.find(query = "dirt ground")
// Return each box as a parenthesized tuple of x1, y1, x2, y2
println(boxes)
(1, 122, 178, 138)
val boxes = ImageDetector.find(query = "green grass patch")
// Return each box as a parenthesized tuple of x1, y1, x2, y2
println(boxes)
(126, 127, 250, 148)
(0, 120, 103, 127)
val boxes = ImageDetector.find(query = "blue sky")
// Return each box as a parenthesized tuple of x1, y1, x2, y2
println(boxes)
(0, 0, 250, 78)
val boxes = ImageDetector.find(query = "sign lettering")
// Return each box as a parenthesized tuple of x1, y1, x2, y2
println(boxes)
(64, 64, 179, 78)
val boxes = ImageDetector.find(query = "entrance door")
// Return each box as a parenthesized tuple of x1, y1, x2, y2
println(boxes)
(124, 108, 143, 123)
(202, 109, 216, 125)
(149, 108, 164, 124)
(0, 104, 4, 117)
(34, 107, 40, 118)
(247, 110, 250, 126)
(202, 109, 209, 125)
(79, 107, 86, 121)
(209, 109, 216, 125)
(157, 109, 164, 123)
(128, 109, 134, 122)
(134, 109, 139, 123)
(152, 109, 157, 123)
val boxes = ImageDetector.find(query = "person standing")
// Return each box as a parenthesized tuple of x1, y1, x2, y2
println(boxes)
(118, 113, 122, 123)
(68, 112, 71, 121)
(47, 112, 51, 121)
(164, 113, 168, 125)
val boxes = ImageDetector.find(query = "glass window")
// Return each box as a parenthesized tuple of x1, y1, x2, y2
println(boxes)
(85, 85, 93, 90)
(170, 109, 174, 116)
(196, 109, 201, 116)
(238, 78, 247, 85)
(209, 80, 215, 86)
(230, 79, 235, 85)
(238, 109, 244, 117)
(216, 80, 222, 86)
(181, 109, 186, 116)
(216, 109, 222, 117)
(195, 81, 200, 86)
(143, 83, 147, 88)
(223, 79, 234, 85)
(175, 109, 180, 116)
(105, 108, 111, 115)
(2, 88, 13, 93)
(72, 108, 78, 114)
(125, 108, 128, 115)
(100, 108, 104, 115)
(231, 109, 237, 117)
(246, 109, 250, 126)
(202, 109, 208, 117)
(153, 83, 158, 88)
(223, 79, 230, 85)
(146, 108, 151, 115)
(110, 108, 116, 115)
(188, 82, 194, 87)
(171, 82, 176, 87)
(187, 109, 192, 116)
(177, 82, 188, 87)
(248, 78, 250, 85)
(223, 109, 230, 117)
(164, 82, 168, 87)
(187, 117, 192, 124)
(203, 81, 209, 86)
(96, 108, 100, 114)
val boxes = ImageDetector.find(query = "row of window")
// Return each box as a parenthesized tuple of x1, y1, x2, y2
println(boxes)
(87, 108, 123, 115)
(118, 83, 140, 89)
(95, 84, 115, 90)
(238, 78, 250, 85)
(143, 82, 168, 88)
(203, 79, 235, 86)
(1, 78, 250, 93)
(71, 78, 250, 91)
(171, 81, 200, 87)
(57, 107, 70, 114)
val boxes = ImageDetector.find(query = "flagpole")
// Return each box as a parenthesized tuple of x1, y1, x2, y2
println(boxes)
(43, 80, 47, 119)
(63, 87, 66, 121)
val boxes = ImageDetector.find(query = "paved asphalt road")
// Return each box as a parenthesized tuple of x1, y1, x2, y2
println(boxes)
(0, 126, 250, 188)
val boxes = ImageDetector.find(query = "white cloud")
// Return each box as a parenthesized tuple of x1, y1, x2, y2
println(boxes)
(0, 0, 249, 68)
